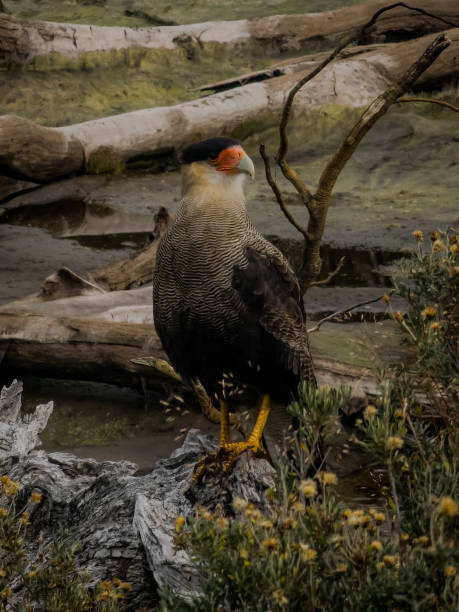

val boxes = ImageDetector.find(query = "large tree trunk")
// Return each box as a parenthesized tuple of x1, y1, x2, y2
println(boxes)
(1, 30, 457, 184)
(1, 1, 457, 64)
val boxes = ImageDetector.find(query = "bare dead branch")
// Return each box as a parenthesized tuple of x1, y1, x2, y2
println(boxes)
(309, 256, 346, 287)
(259, 144, 312, 242)
(362, 2, 459, 31)
(276, 2, 456, 170)
(315, 33, 450, 204)
(397, 96, 459, 112)
(307, 291, 395, 334)
(261, 4, 452, 293)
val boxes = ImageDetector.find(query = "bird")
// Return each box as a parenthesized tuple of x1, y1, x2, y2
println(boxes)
(153, 137, 316, 478)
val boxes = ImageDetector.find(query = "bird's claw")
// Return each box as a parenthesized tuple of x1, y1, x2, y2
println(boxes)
(192, 440, 266, 484)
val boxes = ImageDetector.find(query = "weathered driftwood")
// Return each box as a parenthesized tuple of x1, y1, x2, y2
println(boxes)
(1, 1, 457, 64)
(0, 380, 275, 605)
(0, 311, 165, 388)
(0, 303, 381, 396)
(89, 206, 173, 291)
(1, 30, 458, 183)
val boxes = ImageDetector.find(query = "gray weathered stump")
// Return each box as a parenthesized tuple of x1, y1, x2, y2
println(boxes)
(0, 380, 275, 607)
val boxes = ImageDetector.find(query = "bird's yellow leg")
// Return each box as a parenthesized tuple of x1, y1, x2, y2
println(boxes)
(219, 398, 231, 445)
(220, 394, 270, 466)
(193, 395, 270, 482)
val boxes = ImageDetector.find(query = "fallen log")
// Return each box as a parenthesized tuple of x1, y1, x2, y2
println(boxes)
(0, 304, 383, 397)
(1, 30, 458, 184)
(0, 311, 164, 389)
(1, 1, 457, 65)
(0, 379, 276, 605)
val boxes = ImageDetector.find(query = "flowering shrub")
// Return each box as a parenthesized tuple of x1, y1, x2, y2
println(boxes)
(0, 478, 127, 611)
(160, 231, 458, 611)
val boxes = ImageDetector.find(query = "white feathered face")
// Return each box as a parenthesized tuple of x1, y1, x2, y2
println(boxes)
(180, 138, 255, 198)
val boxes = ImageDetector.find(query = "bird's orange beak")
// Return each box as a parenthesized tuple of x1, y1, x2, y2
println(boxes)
(211, 146, 255, 179)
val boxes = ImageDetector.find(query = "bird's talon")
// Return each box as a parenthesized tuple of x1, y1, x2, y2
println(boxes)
(192, 441, 266, 483)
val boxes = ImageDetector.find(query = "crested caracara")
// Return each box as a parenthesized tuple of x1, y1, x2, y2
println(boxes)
(153, 137, 316, 476)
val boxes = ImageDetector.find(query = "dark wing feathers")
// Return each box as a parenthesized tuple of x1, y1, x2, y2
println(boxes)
(232, 246, 315, 383)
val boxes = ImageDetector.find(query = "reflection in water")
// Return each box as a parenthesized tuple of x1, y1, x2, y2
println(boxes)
(2, 200, 155, 249)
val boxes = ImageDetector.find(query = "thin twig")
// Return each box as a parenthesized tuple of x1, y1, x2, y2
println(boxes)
(309, 256, 346, 287)
(405, 412, 429, 467)
(397, 96, 459, 113)
(259, 144, 312, 242)
(307, 291, 395, 333)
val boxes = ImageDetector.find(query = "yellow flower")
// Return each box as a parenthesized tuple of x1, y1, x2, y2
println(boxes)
(20, 511, 29, 526)
(262, 537, 279, 550)
(401, 533, 409, 541)
(347, 510, 371, 527)
(272, 588, 288, 606)
(413, 230, 423, 242)
(31, 491, 42, 504)
(430, 230, 439, 241)
(299, 479, 317, 498)
(382, 294, 391, 304)
(386, 436, 403, 450)
(370, 540, 382, 551)
(449, 266, 459, 278)
(430, 322, 441, 332)
(282, 517, 296, 529)
(439, 496, 458, 517)
(1, 476, 20, 497)
(342, 508, 352, 519)
(174, 516, 186, 532)
(120, 582, 132, 592)
(0, 508, 7, 517)
(422, 306, 437, 319)
(445, 566, 456, 577)
(260, 519, 273, 529)
(376, 561, 385, 570)
(364, 405, 377, 420)
(232, 497, 248, 512)
(0, 570, 5, 577)
(245, 505, 261, 521)
(394, 409, 404, 419)
(432, 239, 446, 252)
(239, 548, 248, 559)
(1, 587, 12, 598)
(216, 517, 229, 529)
(336, 563, 348, 573)
(292, 501, 305, 513)
(298, 544, 317, 562)
(450, 243, 459, 253)
(418, 535, 429, 546)
(28, 571, 36, 578)
(393, 312, 404, 322)
(383, 555, 396, 566)
(319, 471, 338, 485)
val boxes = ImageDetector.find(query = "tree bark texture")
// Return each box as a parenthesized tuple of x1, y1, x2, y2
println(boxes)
(0, 29, 457, 184)
(1, 1, 457, 64)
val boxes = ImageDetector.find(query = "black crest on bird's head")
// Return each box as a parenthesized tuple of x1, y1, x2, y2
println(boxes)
(181, 137, 242, 164)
